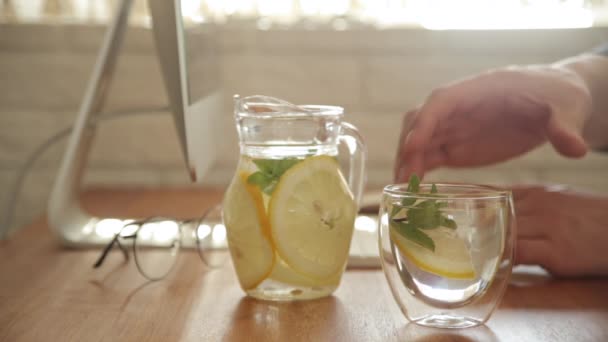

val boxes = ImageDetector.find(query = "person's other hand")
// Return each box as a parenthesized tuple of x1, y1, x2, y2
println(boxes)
(394, 65, 592, 182)
(513, 185, 608, 277)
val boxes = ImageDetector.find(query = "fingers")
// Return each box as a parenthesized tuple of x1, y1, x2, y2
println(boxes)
(404, 93, 446, 155)
(545, 117, 588, 158)
(394, 110, 417, 182)
(422, 147, 449, 172)
(394, 89, 460, 182)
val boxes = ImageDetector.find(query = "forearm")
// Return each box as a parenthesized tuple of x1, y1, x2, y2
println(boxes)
(555, 47, 608, 149)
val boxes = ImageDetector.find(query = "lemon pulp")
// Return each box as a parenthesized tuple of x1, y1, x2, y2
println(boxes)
(269, 156, 356, 280)
(391, 227, 476, 279)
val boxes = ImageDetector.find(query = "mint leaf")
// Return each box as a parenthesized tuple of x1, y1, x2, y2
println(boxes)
(276, 159, 300, 176)
(389, 173, 458, 252)
(253, 159, 300, 178)
(247, 172, 273, 193)
(400, 197, 417, 207)
(391, 205, 402, 217)
(252, 160, 276, 175)
(440, 216, 457, 229)
(249, 158, 301, 195)
(404, 226, 435, 252)
(392, 174, 421, 216)
(402, 174, 421, 206)
(407, 174, 420, 193)
(391, 220, 435, 252)
(247, 172, 270, 186)
(407, 199, 454, 230)
(408, 200, 442, 229)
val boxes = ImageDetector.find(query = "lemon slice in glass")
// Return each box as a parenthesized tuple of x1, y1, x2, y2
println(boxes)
(391, 227, 476, 279)
(269, 156, 356, 280)
(223, 172, 274, 290)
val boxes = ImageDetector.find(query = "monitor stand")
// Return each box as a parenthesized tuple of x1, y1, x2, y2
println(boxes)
(47, 0, 194, 247)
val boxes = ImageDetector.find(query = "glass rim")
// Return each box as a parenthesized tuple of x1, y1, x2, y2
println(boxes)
(237, 105, 344, 118)
(234, 95, 344, 120)
(383, 183, 511, 200)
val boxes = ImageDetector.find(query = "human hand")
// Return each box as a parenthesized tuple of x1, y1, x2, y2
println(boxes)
(513, 185, 608, 277)
(394, 65, 592, 182)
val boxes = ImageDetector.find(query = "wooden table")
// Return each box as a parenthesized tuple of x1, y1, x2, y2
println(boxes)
(1, 189, 607, 342)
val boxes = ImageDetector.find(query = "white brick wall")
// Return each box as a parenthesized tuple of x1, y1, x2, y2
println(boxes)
(220, 54, 361, 108)
(2, 23, 608, 232)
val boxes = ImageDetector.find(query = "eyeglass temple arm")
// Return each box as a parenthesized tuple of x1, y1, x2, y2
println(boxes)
(92, 233, 130, 268)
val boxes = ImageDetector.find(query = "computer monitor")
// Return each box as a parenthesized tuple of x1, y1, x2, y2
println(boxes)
(47, 0, 219, 246)
(149, 0, 219, 182)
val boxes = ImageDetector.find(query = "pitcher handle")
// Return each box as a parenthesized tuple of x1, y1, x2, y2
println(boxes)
(338, 122, 367, 209)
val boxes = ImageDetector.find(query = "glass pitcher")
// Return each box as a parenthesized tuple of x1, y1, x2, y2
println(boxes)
(222, 95, 366, 301)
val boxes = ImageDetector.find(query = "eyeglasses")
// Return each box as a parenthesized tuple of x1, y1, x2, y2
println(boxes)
(93, 205, 228, 281)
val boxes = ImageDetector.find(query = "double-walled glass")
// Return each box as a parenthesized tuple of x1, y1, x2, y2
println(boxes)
(223, 95, 366, 301)
(379, 184, 515, 328)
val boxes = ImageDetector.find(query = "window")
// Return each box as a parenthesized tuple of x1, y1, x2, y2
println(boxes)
(2, 0, 608, 29)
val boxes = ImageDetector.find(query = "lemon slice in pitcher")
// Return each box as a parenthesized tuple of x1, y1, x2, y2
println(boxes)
(223, 173, 274, 290)
(269, 256, 342, 288)
(390, 227, 475, 279)
(269, 156, 357, 280)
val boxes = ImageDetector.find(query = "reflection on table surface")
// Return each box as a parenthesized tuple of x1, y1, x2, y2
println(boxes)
(1, 188, 607, 342)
